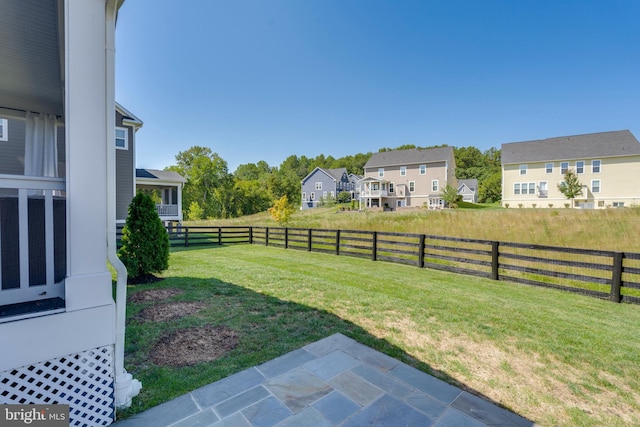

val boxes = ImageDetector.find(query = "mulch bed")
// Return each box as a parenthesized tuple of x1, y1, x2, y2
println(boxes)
(134, 302, 208, 322)
(128, 288, 183, 304)
(151, 325, 239, 367)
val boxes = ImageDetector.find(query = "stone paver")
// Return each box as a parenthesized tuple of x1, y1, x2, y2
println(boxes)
(113, 333, 535, 427)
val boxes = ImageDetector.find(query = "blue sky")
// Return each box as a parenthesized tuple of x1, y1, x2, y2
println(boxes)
(115, 0, 640, 173)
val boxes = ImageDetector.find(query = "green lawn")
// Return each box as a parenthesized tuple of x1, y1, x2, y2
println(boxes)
(120, 244, 640, 426)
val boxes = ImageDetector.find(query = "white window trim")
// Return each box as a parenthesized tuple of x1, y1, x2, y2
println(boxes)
(592, 159, 601, 173)
(400, 166, 406, 176)
(591, 179, 601, 193)
(310, 192, 315, 200)
(409, 181, 415, 192)
(389, 182, 394, 193)
(432, 179, 439, 192)
(378, 168, 384, 177)
(519, 164, 527, 175)
(545, 163, 553, 174)
(514, 183, 521, 195)
(115, 126, 128, 150)
(576, 160, 585, 174)
(315, 182, 322, 190)
(419, 165, 426, 175)
(0, 118, 8, 141)
(560, 162, 569, 174)
(302, 192, 307, 201)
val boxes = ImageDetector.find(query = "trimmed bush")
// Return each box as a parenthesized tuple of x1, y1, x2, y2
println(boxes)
(118, 193, 169, 280)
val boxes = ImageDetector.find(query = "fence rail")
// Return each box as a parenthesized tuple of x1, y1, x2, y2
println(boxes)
(117, 224, 640, 305)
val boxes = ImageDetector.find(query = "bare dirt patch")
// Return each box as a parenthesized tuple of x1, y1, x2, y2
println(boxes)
(128, 288, 183, 304)
(135, 302, 208, 322)
(151, 325, 239, 367)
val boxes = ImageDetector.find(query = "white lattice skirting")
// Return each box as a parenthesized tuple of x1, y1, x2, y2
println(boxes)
(0, 345, 115, 426)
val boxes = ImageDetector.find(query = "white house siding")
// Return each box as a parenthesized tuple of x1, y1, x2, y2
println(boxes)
(0, 0, 122, 424)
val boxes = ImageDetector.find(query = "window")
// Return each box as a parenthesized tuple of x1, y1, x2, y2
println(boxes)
(514, 183, 521, 195)
(310, 192, 315, 200)
(330, 191, 335, 198)
(115, 127, 128, 149)
(400, 166, 406, 176)
(409, 181, 415, 192)
(323, 191, 327, 199)
(545, 163, 553, 174)
(302, 192, 307, 201)
(419, 165, 426, 175)
(576, 161, 584, 174)
(315, 182, 322, 190)
(432, 180, 439, 192)
(519, 164, 527, 175)
(528, 183, 536, 195)
(0, 118, 7, 141)
(592, 179, 601, 193)
(592, 160, 601, 173)
(560, 162, 569, 174)
(378, 168, 384, 177)
(613, 202, 625, 208)
(389, 182, 394, 193)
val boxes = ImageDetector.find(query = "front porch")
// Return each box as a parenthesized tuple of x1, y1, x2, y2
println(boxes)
(135, 168, 185, 223)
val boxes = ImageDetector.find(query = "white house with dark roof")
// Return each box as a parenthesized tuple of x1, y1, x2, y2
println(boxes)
(360, 147, 457, 209)
(501, 130, 640, 208)
(0, 0, 141, 424)
(301, 167, 355, 209)
(135, 169, 186, 223)
(458, 179, 478, 203)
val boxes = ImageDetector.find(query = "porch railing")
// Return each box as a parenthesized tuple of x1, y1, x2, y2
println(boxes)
(0, 175, 66, 311)
(156, 204, 179, 217)
(362, 190, 388, 198)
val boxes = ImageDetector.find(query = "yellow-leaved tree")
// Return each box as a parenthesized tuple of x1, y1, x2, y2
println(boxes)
(268, 195, 294, 225)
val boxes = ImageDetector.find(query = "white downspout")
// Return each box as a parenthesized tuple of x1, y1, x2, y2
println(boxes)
(106, 0, 141, 410)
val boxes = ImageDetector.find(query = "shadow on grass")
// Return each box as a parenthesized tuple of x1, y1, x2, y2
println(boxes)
(118, 265, 533, 424)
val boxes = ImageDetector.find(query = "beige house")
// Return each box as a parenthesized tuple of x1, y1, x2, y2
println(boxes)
(360, 147, 456, 210)
(502, 130, 640, 208)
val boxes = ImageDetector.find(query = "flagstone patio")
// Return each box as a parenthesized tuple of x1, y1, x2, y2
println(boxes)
(114, 333, 534, 427)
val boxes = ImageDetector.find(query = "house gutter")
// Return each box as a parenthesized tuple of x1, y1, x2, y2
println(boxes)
(105, 0, 141, 410)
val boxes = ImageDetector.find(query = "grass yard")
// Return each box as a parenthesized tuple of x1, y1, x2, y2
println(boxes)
(119, 244, 640, 426)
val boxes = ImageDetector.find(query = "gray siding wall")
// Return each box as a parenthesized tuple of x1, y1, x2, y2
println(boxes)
(301, 170, 336, 209)
(115, 111, 134, 221)
(0, 117, 65, 178)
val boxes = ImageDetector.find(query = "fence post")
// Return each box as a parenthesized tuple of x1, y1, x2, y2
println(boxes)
(418, 235, 425, 268)
(491, 241, 500, 280)
(249, 227, 253, 244)
(336, 230, 341, 255)
(611, 252, 623, 303)
(218, 227, 222, 245)
(308, 229, 312, 251)
(372, 231, 377, 261)
(265, 227, 269, 246)
(185, 227, 189, 247)
(285, 228, 289, 249)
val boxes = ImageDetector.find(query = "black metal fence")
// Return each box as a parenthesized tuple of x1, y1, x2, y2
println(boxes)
(118, 224, 640, 305)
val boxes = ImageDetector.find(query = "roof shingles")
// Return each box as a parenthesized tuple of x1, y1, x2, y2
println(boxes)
(501, 130, 640, 165)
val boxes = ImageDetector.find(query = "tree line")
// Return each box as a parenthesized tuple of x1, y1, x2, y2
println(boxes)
(164, 145, 502, 220)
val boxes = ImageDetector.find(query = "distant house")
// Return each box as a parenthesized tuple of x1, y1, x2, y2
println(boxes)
(114, 104, 185, 224)
(458, 179, 478, 203)
(349, 173, 363, 203)
(502, 130, 640, 208)
(301, 167, 353, 209)
(360, 147, 457, 209)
